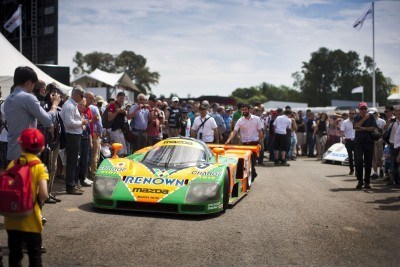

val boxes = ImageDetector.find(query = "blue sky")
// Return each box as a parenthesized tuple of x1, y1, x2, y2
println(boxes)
(58, 0, 400, 98)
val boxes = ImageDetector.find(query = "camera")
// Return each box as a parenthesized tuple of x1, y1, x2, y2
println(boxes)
(199, 132, 203, 140)
(391, 118, 396, 122)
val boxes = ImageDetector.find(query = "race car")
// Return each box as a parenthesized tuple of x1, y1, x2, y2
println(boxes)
(322, 142, 349, 165)
(92, 137, 259, 215)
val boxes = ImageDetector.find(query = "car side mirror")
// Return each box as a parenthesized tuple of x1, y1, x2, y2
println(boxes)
(111, 143, 123, 158)
(213, 147, 225, 163)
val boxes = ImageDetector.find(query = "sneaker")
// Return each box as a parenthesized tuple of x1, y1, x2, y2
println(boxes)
(349, 169, 354, 175)
(66, 186, 84, 195)
(274, 160, 280, 166)
(281, 161, 290, 167)
(364, 184, 371, 189)
(49, 194, 61, 202)
(84, 178, 93, 184)
(44, 197, 57, 204)
(356, 183, 363, 190)
(370, 174, 379, 180)
(80, 181, 92, 187)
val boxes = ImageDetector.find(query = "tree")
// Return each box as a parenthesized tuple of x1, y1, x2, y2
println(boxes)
(293, 47, 393, 106)
(73, 50, 160, 93)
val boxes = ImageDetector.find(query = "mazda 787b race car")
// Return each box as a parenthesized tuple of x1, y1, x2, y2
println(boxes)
(92, 137, 259, 214)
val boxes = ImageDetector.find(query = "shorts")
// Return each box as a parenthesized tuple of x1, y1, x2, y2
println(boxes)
(274, 133, 288, 151)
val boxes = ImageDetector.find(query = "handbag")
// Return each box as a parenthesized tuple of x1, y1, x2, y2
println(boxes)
(371, 128, 382, 141)
(382, 122, 394, 144)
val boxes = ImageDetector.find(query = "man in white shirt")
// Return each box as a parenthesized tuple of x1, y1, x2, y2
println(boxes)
(273, 109, 292, 166)
(225, 104, 263, 180)
(191, 104, 218, 143)
(60, 86, 87, 195)
(340, 109, 356, 175)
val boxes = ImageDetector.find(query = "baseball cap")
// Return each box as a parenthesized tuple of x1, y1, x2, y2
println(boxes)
(181, 107, 189, 113)
(19, 128, 45, 153)
(172, 96, 179, 102)
(95, 95, 104, 103)
(358, 102, 368, 109)
(369, 107, 378, 114)
(148, 94, 158, 101)
(199, 104, 208, 110)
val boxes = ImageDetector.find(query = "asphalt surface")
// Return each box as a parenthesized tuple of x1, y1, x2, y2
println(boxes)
(1, 157, 400, 266)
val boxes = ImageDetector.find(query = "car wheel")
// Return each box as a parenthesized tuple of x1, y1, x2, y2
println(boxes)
(222, 171, 230, 211)
(247, 161, 252, 190)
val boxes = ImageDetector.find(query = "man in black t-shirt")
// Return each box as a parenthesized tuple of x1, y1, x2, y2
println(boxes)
(354, 102, 378, 190)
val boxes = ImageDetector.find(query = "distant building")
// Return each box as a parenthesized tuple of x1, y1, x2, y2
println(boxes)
(1, 0, 58, 64)
(263, 101, 308, 110)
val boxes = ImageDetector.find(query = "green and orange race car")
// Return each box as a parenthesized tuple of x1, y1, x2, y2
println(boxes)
(92, 137, 259, 214)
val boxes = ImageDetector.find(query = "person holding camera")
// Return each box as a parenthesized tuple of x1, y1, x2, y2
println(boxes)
(147, 94, 163, 145)
(128, 93, 150, 151)
(4, 67, 60, 162)
(106, 92, 127, 156)
(385, 105, 400, 186)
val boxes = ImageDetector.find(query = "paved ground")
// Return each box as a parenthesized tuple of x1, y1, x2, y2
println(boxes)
(1, 157, 400, 266)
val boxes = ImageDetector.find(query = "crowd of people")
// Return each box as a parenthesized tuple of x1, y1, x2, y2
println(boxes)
(1, 66, 400, 266)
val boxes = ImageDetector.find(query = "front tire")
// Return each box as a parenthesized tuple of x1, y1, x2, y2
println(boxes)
(222, 172, 230, 211)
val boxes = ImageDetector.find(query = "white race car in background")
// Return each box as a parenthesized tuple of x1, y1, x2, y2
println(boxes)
(322, 143, 349, 165)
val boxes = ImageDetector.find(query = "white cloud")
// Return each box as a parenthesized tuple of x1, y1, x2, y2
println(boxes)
(59, 0, 400, 98)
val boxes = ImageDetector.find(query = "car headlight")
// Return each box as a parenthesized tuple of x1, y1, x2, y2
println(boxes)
(94, 176, 119, 197)
(185, 182, 220, 203)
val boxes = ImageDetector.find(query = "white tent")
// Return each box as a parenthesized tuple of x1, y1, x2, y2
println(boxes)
(0, 33, 72, 98)
(387, 93, 400, 101)
(72, 68, 139, 92)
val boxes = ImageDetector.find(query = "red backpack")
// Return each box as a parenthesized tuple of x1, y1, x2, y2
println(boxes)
(0, 158, 41, 217)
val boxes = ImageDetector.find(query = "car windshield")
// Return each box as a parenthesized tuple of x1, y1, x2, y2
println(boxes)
(142, 145, 206, 167)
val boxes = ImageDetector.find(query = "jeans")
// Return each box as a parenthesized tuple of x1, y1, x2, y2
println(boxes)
(344, 139, 355, 171)
(7, 230, 42, 267)
(288, 136, 297, 159)
(354, 142, 374, 184)
(389, 145, 400, 184)
(65, 133, 81, 189)
(307, 132, 315, 156)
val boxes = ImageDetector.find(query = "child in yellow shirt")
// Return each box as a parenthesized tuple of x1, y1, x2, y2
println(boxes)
(4, 128, 48, 266)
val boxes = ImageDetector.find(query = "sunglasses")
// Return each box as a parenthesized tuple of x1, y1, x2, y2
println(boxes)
(359, 107, 368, 110)
(349, 113, 355, 115)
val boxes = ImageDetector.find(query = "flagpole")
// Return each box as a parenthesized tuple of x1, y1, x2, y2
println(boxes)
(372, 1, 376, 107)
(19, 4, 22, 53)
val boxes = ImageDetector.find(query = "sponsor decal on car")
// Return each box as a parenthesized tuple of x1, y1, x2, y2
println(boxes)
(207, 202, 221, 210)
(125, 176, 185, 187)
(98, 166, 127, 172)
(192, 171, 221, 177)
(132, 188, 169, 194)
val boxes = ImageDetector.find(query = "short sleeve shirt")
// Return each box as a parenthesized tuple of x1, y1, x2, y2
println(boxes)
(192, 115, 217, 142)
(234, 114, 263, 143)
(4, 153, 49, 233)
(354, 115, 377, 144)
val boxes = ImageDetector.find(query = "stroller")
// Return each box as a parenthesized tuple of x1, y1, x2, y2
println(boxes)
(99, 137, 112, 166)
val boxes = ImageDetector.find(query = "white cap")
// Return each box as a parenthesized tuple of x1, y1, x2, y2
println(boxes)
(171, 96, 179, 102)
(369, 107, 378, 114)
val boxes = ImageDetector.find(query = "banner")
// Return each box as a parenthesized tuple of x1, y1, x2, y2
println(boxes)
(351, 86, 363, 94)
(3, 6, 22, 33)
(390, 85, 399, 95)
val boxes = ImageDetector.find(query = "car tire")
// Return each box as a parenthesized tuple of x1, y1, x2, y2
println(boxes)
(222, 171, 230, 211)
(247, 160, 252, 191)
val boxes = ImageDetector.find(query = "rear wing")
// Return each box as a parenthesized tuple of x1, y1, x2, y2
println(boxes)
(208, 144, 261, 157)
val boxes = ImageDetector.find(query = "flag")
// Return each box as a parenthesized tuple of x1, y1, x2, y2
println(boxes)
(3, 6, 22, 33)
(351, 86, 363, 94)
(390, 85, 399, 95)
(353, 4, 372, 31)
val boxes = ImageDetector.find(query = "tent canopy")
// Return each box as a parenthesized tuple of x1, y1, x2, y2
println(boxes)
(0, 33, 72, 98)
(72, 68, 139, 92)
(387, 93, 400, 101)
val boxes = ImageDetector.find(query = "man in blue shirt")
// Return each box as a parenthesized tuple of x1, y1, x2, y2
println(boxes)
(128, 93, 151, 151)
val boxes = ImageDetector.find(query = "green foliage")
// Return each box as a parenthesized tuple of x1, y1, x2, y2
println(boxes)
(293, 47, 393, 106)
(73, 50, 160, 94)
(230, 82, 301, 105)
